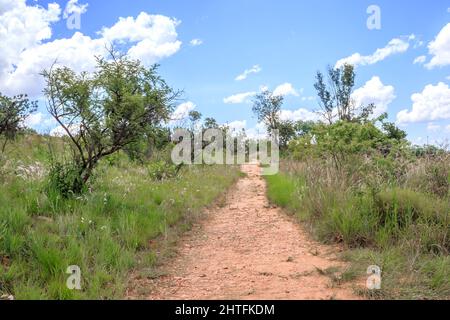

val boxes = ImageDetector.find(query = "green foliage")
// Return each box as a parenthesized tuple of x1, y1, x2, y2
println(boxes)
(266, 159, 450, 298)
(314, 64, 357, 123)
(46, 162, 87, 199)
(41, 49, 179, 193)
(252, 90, 283, 132)
(0, 93, 37, 153)
(265, 173, 300, 209)
(0, 137, 240, 299)
(147, 160, 180, 181)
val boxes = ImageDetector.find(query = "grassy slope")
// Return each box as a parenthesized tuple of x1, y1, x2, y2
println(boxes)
(0, 135, 240, 299)
(265, 171, 450, 300)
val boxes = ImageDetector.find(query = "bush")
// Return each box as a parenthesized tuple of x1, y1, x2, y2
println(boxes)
(147, 161, 179, 181)
(46, 162, 87, 198)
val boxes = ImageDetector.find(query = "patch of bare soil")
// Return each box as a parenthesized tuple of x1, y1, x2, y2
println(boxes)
(127, 164, 360, 300)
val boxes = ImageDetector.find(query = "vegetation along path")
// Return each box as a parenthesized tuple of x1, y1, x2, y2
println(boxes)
(129, 164, 360, 300)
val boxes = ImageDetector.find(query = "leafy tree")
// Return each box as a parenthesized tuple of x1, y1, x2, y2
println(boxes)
(188, 110, 202, 131)
(314, 64, 374, 123)
(204, 117, 219, 129)
(294, 120, 316, 136)
(42, 50, 179, 190)
(289, 120, 408, 170)
(0, 93, 37, 153)
(252, 90, 283, 133)
(381, 118, 407, 141)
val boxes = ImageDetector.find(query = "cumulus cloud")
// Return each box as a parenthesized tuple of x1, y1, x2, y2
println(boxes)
(425, 23, 450, 69)
(63, 0, 88, 19)
(223, 82, 301, 105)
(223, 91, 256, 104)
(0, 0, 61, 95)
(100, 12, 182, 65)
(227, 120, 247, 133)
(189, 38, 203, 46)
(224, 121, 267, 139)
(351, 76, 396, 118)
(235, 65, 261, 81)
(171, 101, 196, 122)
(24, 112, 55, 128)
(273, 83, 300, 97)
(335, 36, 413, 68)
(0, 2, 182, 97)
(50, 123, 81, 137)
(397, 82, 450, 123)
(279, 108, 319, 122)
(427, 122, 441, 132)
(413, 55, 427, 65)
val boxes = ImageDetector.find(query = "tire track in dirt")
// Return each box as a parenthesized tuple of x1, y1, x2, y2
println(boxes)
(128, 164, 360, 300)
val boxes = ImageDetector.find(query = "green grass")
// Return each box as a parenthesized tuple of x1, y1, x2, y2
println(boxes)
(265, 173, 303, 213)
(0, 135, 240, 299)
(265, 169, 450, 299)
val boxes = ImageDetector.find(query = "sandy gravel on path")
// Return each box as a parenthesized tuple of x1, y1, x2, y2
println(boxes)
(128, 164, 360, 300)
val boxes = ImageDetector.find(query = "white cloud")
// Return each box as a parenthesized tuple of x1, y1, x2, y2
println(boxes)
(223, 91, 256, 104)
(413, 55, 426, 65)
(446, 124, 450, 132)
(227, 120, 247, 132)
(245, 122, 267, 140)
(335, 36, 412, 68)
(189, 38, 203, 46)
(0, 0, 61, 95)
(24, 112, 44, 127)
(223, 82, 301, 105)
(50, 123, 80, 137)
(397, 82, 450, 123)
(279, 108, 319, 122)
(171, 101, 196, 122)
(273, 82, 300, 97)
(63, 0, 88, 19)
(425, 23, 450, 69)
(0, 2, 182, 97)
(427, 122, 441, 132)
(235, 65, 261, 81)
(224, 120, 267, 139)
(351, 76, 396, 118)
(100, 12, 182, 65)
(24, 111, 56, 129)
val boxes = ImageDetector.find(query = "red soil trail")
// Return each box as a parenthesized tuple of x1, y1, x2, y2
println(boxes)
(128, 164, 359, 300)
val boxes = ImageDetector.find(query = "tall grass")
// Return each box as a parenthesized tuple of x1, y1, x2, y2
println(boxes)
(0, 135, 240, 299)
(266, 156, 450, 299)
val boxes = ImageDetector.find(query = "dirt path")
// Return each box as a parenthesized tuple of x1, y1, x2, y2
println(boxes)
(129, 164, 359, 300)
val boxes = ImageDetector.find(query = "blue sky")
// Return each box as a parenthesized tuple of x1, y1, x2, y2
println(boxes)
(2, 0, 450, 144)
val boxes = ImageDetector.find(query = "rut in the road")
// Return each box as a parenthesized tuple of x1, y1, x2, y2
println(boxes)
(128, 164, 359, 300)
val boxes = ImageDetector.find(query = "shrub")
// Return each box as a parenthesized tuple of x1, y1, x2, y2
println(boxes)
(46, 162, 87, 198)
(147, 161, 179, 181)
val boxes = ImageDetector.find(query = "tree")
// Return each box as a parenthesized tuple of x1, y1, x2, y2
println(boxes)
(42, 49, 179, 190)
(188, 110, 202, 132)
(314, 64, 373, 123)
(252, 90, 283, 133)
(204, 117, 219, 129)
(0, 93, 37, 153)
